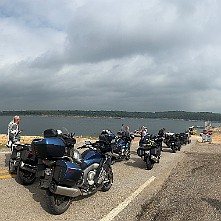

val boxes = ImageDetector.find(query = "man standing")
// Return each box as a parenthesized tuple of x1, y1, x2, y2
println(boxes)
(7, 115, 21, 150)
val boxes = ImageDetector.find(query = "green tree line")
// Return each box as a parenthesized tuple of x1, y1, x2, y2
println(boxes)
(0, 110, 221, 122)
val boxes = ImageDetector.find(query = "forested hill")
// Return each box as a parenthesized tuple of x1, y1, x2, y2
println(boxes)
(1, 110, 221, 122)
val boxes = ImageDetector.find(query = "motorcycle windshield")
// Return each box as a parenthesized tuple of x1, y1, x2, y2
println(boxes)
(59, 127, 70, 136)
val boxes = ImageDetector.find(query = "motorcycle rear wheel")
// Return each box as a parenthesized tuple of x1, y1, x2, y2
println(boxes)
(46, 190, 72, 215)
(146, 157, 153, 170)
(8, 160, 16, 174)
(171, 146, 176, 153)
(17, 166, 36, 185)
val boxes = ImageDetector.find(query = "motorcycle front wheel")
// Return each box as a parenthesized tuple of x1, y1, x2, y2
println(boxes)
(124, 149, 130, 160)
(46, 190, 72, 215)
(100, 165, 113, 192)
(17, 166, 36, 185)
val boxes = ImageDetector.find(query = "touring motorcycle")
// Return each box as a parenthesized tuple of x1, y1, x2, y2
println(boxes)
(164, 133, 181, 153)
(8, 139, 37, 185)
(12, 128, 76, 185)
(137, 134, 161, 170)
(32, 129, 113, 215)
(8, 143, 33, 173)
(98, 129, 134, 163)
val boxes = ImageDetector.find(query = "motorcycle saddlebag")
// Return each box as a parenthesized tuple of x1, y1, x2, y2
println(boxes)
(137, 147, 145, 157)
(150, 147, 158, 156)
(53, 160, 83, 186)
(31, 137, 65, 158)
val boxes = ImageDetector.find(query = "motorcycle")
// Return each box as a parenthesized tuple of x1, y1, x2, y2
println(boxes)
(8, 143, 32, 173)
(179, 132, 187, 145)
(165, 133, 181, 153)
(32, 129, 113, 215)
(16, 144, 37, 185)
(8, 141, 37, 185)
(15, 128, 76, 185)
(137, 134, 161, 170)
(99, 129, 134, 163)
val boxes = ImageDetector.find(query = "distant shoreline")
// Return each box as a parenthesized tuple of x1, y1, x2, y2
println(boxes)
(1, 110, 221, 122)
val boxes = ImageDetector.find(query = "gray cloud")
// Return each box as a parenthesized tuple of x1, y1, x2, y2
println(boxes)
(0, 0, 221, 112)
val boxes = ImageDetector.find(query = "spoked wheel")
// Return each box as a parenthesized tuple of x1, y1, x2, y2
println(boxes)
(17, 166, 36, 185)
(46, 190, 72, 215)
(145, 157, 153, 170)
(100, 165, 113, 192)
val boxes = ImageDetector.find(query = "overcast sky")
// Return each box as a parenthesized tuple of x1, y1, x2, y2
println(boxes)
(1, 0, 221, 113)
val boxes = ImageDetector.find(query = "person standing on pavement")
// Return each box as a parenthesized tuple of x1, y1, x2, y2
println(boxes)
(158, 128, 166, 137)
(7, 115, 22, 150)
(139, 126, 148, 146)
(123, 125, 130, 138)
(158, 128, 166, 151)
(141, 126, 148, 138)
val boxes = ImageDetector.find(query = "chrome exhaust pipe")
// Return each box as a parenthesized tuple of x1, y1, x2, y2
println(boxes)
(54, 185, 82, 198)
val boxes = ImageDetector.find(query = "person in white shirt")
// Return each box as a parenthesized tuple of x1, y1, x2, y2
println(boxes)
(7, 115, 22, 150)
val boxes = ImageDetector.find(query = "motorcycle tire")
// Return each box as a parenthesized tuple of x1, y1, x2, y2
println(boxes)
(17, 166, 36, 185)
(46, 190, 72, 215)
(146, 157, 153, 170)
(100, 165, 113, 192)
(125, 150, 130, 161)
(8, 160, 16, 174)
(171, 146, 176, 153)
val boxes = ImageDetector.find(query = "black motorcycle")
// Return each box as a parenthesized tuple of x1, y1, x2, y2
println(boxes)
(165, 133, 181, 153)
(179, 132, 186, 145)
(137, 134, 161, 170)
(179, 132, 191, 145)
(32, 129, 113, 215)
(8, 141, 37, 185)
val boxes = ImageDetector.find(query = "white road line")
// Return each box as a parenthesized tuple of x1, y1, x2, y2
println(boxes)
(100, 176, 156, 221)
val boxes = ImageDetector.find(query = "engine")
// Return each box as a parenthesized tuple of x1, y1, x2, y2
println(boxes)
(87, 170, 96, 185)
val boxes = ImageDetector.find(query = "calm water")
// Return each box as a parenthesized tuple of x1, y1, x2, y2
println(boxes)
(1, 115, 220, 137)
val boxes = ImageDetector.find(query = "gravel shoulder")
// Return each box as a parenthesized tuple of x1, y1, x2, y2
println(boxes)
(138, 142, 221, 221)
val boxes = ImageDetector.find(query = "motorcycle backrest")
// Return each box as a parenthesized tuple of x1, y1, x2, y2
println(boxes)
(44, 129, 58, 138)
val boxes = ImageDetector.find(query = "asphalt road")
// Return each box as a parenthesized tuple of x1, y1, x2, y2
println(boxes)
(0, 139, 195, 221)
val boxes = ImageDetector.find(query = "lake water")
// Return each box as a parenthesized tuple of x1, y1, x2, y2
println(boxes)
(1, 115, 220, 137)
